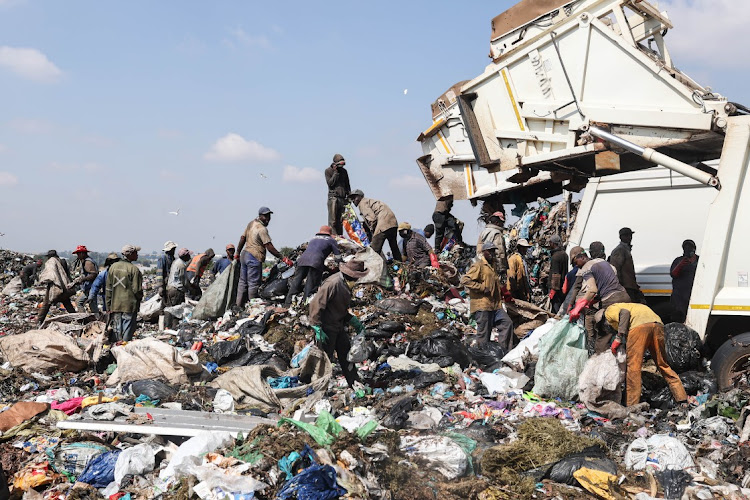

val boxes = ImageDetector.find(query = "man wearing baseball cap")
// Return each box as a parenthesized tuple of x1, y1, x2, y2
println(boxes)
(235, 207, 293, 307)
(610, 227, 645, 304)
(106, 244, 143, 341)
(460, 241, 515, 350)
(71, 245, 98, 312)
(477, 211, 508, 276)
(285, 226, 341, 307)
(211, 244, 236, 279)
(325, 153, 351, 236)
(157, 241, 178, 303)
(309, 259, 369, 388)
(547, 234, 568, 314)
(349, 189, 402, 262)
(507, 238, 532, 301)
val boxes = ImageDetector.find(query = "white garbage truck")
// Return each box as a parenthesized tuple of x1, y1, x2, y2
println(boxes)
(415, 0, 750, 390)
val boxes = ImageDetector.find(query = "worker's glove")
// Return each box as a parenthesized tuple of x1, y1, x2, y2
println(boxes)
(500, 285, 514, 304)
(611, 335, 622, 355)
(429, 253, 440, 269)
(568, 298, 590, 322)
(234, 253, 240, 261)
(548, 289, 556, 300)
(282, 257, 294, 268)
(349, 315, 365, 334)
(312, 325, 328, 343)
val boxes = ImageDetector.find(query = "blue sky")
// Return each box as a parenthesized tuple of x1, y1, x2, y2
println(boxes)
(0, 0, 747, 255)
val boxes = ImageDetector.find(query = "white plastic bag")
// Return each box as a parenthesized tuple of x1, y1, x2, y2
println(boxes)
(139, 295, 162, 321)
(347, 332, 370, 363)
(160, 431, 234, 480)
(624, 434, 694, 471)
(114, 444, 156, 486)
(400, 435, 468, 479)
(479, 368, 530, 395)
(213, 389, 235, 414)
(502, 318, 557, 370)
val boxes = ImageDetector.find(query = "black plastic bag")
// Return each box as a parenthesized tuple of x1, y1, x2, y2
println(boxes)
(383, 396, 416, 429)
(376, 298, 420, 315)
(260, 277, 289, 301)
(365, 329, 396, 340)
(379, 321, 405, 333)
(664, 323, 703, 373)
(679, 370, 717, 396)
(238, 310, 273, 336)
(468, 343, 506, 371)
(224, 348, 277, 368)
(409, 331, 471, 369)
(546, 447, 617, 485)
(656, 469, 692, 500)
(412, 370, 446, 389)
(131, 379, 176, 401)
(209, 338, 247, 365)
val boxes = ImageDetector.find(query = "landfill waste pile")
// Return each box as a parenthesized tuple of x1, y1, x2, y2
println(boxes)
(1, 244, 750, 500)
(505, 199, 579, 308)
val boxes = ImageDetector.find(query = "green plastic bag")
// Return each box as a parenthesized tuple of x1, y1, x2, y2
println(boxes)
(444, 432, 477, 475)
(315, 411, 343, 437)
(356, 420, 378, 440)
(278, 417, 335, 447)
(532, 316, 588, 400)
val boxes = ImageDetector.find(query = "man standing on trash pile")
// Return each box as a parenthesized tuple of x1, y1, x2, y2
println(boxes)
(37, 250, 76, 326)
(670, 239, 699, 323)
(432, 195, 463, 252)
(20, 259, 43, 288)
(184, 248, 215, 300)
(309, 260, 369, 388)
(602, 303, 688, 407)
(559, 245, 584, 313)
(235, 207, 294, 307)
(284, 226, 341, 307)
(568, 248, 631, 354)
(477, 211, 509, 276)
(548, 235, 568, 314)
(507, 238, 532, 301)
(460, 241, 516, 350)
(211, 244, 235, 278)
(157, 241, 177, 304)
(609, 227, 646, 304)
(70, 245, 98, 312)
(325, 153, 351, 236)
(106, 245, 143, 342)
(166, 248, 191, 327)
(349, 189, 402, 262)
(88, 253, 119, 315)
(399, 222, 438, 269)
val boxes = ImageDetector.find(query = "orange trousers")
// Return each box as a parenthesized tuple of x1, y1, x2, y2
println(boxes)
(626, 323, 688, 407)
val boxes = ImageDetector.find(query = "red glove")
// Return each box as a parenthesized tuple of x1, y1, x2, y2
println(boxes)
(568, 298, 589, 322)
(234, 253, 240, 260)
(429, 253, 439, 269)
(549, 289, 556, 300)
(610, 337, 622, 355)
(501, 285, 514, 303)
(282, 257, 294, 267)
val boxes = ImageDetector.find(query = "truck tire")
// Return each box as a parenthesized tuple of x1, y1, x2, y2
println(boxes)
(711, 332, 750, 391)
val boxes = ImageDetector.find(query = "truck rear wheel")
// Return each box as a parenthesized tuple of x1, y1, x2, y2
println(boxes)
(712, 332, 750, 391)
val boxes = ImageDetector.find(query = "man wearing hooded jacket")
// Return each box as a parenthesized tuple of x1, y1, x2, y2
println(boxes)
(325, 153, 351, 236)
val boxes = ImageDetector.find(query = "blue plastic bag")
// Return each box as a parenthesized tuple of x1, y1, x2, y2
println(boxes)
(77, 449, 121, 487)
(276, 464, 346, 500)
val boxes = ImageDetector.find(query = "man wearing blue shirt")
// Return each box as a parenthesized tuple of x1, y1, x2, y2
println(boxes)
(88, 253, 119, 315)
(211, 244, 235, 278)
(285, 226, 342, 306)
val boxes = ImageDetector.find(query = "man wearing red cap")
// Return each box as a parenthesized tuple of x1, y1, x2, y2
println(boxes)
(477, 211, 508, 276)
(211, 244, 236, 279)
(285, 226, 342, 306)
(71, 245, 98, 312)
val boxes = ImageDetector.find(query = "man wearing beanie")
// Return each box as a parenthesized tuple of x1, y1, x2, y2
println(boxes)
(325, 153, 351, 236)
(285, 225, 342, 306)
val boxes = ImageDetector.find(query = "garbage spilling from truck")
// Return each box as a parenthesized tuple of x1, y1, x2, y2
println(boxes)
(1, 232, 750, 500)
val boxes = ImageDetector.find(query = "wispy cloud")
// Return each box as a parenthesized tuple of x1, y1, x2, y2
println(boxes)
(47, 161, 103, 173)
(223, 27, 272, 51)
(663, 0, 750, 70)
(0, 171, 19, 187)
(8, 118, 53, 134)
(0, 46, 62, 83)
(388, 175, 425, 190)
(283, 165, 322, 184)
(204, 133, 280, 163)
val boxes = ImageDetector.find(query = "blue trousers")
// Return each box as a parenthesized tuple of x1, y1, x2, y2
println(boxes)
(237, 250, 262, 305)
(112, 312, 136, 342)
